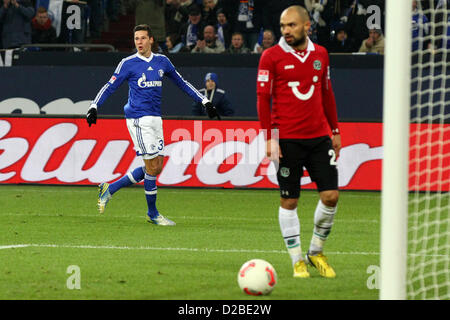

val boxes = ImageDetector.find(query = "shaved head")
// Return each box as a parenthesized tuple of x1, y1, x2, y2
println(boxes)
(281, 5, 310, 23)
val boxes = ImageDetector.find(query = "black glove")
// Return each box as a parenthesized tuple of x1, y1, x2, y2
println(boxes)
(86, 107, 97, 127)
(204, 101, 221, 120)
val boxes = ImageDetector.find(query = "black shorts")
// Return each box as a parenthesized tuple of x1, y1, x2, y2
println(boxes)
(277, 136, 338, 199)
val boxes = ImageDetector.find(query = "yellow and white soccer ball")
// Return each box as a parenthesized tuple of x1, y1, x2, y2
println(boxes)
(237, 259, 277, 296)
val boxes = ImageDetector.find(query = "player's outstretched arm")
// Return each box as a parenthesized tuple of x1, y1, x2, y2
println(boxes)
(86, 59, 129, 127)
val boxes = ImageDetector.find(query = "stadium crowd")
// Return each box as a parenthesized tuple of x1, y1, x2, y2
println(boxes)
(0, 0, 447, 53)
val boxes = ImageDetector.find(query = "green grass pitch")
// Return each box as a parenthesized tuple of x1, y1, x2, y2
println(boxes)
(0, 185, 381, 300)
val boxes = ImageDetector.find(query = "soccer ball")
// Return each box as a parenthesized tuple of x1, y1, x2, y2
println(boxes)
(237, 259, 277, 296)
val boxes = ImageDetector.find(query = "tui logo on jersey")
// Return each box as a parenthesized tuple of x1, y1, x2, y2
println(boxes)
(288, 77, 318, 101)
(137, 73, 162, 88)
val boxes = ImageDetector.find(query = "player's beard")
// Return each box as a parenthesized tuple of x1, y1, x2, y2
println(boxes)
(289, 32, 307, 48)
(285, 26, 307, 48)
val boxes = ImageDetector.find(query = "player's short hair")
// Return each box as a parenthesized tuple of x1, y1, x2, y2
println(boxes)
(134, 24, 153, 38)
(134, 24, 160, 53)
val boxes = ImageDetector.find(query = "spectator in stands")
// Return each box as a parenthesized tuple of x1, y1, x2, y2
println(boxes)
(106, 0, 120, 22)
(305, 0, 333, 47)
(87, 0, 104, 39)
(345, 0, 385, 51)
(227, 31, 250, 53)
(179, 4, 205, 51)
(0, 0, 34, 49)
(412, 0, 430, 51)
(165, 0, 188, 36)
(359, 25, 384, 54)
(165, 32, 184, 53)
(191, 24, 224, 53)
(436, 0, 450, 50)
(31, 6, 57, 45)
(419, 0, 449, 50)
(253, 29, 275, 54)
(329, 0, 353, 31)
(201, 0, 218, 26)
(178, 0, 197, 18)
(216, 7, 231, 48)
(233, 0, 263, 50)
(328, 24, 356, 52)
(136, 0, 166, 48)
(192, 72, 234, 116)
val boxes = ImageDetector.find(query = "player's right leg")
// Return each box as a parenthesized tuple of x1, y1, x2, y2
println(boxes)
(277, 140, 309, 278)
(280, 198, 310, 278)
(97, 166, 146, 213)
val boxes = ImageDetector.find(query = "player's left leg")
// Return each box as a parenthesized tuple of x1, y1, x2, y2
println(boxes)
(310, 190, 339, 255)
(304, 136, 339, 278)
(97, 166, 147, 213)
(305, 190, 338, 278)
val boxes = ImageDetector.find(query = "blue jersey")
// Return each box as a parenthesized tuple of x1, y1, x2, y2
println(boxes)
(412, 12, 429, 51)
(91, 52, 207, 118)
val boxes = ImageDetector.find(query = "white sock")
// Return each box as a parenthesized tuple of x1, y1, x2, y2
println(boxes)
(309, 200, 337, 255)
(279, 206, 303, 265)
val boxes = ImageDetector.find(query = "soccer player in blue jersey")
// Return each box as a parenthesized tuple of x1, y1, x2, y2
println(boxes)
(86, 24, 219, 226)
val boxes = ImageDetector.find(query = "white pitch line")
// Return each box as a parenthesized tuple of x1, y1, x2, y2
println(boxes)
(0, 243, 446, 258)
(0, 244, 31, 250)
(0, 243, 378, 255)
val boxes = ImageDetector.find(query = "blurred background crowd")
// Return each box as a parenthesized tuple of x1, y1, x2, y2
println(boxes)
(0, 0, 448, 53)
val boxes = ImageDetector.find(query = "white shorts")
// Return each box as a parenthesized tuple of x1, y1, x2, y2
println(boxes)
(126, 116, 164, 160)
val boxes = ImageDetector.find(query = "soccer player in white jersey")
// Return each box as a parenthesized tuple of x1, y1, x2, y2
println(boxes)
(86, 24, 219, 226)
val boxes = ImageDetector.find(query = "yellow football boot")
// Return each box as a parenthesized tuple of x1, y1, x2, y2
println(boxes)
(97, 183, 111, 214)
(293, 260, 310, 278)
(306, 253, 336, 278)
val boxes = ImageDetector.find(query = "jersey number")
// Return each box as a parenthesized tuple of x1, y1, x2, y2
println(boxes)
(157, 139, 164, 151)
(328, 149, 337, 166)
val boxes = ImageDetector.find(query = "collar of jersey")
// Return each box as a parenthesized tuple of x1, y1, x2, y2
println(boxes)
(136, 52, 154, 63)
(278, 36, 315, 53)
(278, 37, 315, 63)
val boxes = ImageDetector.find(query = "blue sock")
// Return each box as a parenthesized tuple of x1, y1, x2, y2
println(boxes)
(144, 173, 159, 219)
(109, 166, 145, 195)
